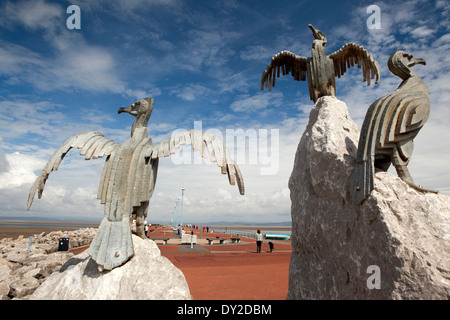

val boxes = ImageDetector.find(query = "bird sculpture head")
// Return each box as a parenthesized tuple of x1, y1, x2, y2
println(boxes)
(309, 24, 327, 47)
(118, 97, 154, 137)
(388, 50, 426, 80)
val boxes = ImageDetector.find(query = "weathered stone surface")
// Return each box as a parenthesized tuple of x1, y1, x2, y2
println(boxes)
(0, 282, 10, 300)
(0, 228, 95, 299)
(0, 265, 12, 283)
(9, 277, 40, 298)
(288, 96, 450, 299)
(28, 235, 192, 300)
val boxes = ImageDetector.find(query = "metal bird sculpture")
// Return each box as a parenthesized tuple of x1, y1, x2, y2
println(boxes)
(351, 50, 432, 205)
(27, 98, 245, 270)
(261, 24, 380, 102)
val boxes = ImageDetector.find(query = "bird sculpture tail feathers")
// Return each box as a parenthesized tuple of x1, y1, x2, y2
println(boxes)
(87, 216, 134, 270)
(350, 157, 374, 205)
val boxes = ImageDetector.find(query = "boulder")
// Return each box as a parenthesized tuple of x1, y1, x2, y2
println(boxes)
(28, 235, 192, 300)
(0, 282, 10, 300)
(288, 96, 450, 299)
(0, 228, 94, 299)
(9, 277, 40, 298)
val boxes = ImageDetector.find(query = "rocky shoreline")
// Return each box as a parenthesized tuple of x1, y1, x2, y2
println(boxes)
(0, 228, 97, 300)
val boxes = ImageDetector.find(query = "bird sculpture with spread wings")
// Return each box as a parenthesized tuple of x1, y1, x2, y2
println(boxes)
(350, 50, 432, 204)
(261, 24, 380, 102)
(27, 98, 245, 270)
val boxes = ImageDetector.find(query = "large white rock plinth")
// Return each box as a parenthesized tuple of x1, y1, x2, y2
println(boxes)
(29, 235, 192, 300)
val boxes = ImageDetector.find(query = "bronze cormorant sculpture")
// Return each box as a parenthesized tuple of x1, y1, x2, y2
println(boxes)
(27, 98, 245, 270)
(261, 24, 380, 102)
(351, 50, 431, 204)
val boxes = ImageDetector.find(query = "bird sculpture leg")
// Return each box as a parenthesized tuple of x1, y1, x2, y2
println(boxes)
(391, 148, 438, 194)
(391, 148, 414, 185)
(134, 202, 149, 239)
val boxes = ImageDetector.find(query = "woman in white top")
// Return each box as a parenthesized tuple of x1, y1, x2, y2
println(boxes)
(255, 229, 263, 253)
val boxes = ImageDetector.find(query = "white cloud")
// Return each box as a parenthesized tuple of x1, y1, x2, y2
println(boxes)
(0, 152, 44, 189)
(0, 38, 151, 99)
(74, 0, 181, 16)
(147, 159, 292, 224)
(0, 0, 161, 100)
(0, 145, 9, 174)
(178, 30, 239, 71)
(0, 42, 43, 76)
(230, 92, 283, 113)
(0, 0, 62, 31)
(240, 45, 275, 62)
(0, 149, 102, 220)
(411, 26, 436, 38)
(171, 84, 212, 101)
(0, 100, 66, 143)
(216, 71, 250, 93)
(2, 149, 106, 220)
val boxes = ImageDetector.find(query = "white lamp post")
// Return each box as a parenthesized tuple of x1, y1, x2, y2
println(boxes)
(180, 187, 186, 227)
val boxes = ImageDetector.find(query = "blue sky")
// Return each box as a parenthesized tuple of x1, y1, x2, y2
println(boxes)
(0, 0, 449, 224)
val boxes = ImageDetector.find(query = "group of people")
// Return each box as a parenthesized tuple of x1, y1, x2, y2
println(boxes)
(178, 224, 211, 233)
(145, 222, 273, 253)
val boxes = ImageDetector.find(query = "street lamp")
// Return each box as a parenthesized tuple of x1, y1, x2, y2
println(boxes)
(180, 187, 186, 227)
(175, 198, 179, 227)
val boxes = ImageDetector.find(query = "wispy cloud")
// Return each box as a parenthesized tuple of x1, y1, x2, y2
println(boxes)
(170, 84, 213, 101)
(0, 0, 161, 99)
(230, 92, 283, 113)
(0, 0, 62, 31)
(177, 29, 239, 72)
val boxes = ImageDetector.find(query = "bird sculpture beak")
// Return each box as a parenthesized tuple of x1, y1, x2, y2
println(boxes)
(308, 24, 320, 39)
(118, 106, 131, 114)
(409, 57, 426, 67)
(118, 103, 138, 116)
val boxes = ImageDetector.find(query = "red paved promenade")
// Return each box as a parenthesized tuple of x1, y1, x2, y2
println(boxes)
(67, 225, 291, 300)
(154, 226, 292, 300)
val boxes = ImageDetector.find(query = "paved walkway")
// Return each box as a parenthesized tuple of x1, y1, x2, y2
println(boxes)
(153, 227, 292, 300)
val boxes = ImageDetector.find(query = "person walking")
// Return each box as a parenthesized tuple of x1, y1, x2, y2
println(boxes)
(144, 223, 149, 237)
(255, 229, 263, 253)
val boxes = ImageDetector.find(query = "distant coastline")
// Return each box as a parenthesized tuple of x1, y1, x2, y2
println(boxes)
(0, 216, 102, 223)
(0, 219, 100, 228)
(0, 217, 291, 240)
(0, 218, 100, 240)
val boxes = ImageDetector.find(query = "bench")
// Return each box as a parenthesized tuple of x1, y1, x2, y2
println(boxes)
(149, 238, 170, 245)
(206, 238, 226, 245)
(230, 237, 240, 243)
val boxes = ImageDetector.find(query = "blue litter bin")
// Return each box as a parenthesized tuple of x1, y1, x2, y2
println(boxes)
(58, 237, 69, 251)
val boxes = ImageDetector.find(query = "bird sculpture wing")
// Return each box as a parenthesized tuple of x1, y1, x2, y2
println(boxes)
(27, 131, 120, 210)
(328, 43, 380, 86)
(141, 129, 245, 195)
(261, 50, 310, 91)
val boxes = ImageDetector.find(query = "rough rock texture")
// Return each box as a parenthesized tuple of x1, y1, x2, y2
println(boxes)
(0, 228, 96, 300)
(28, 235, 192, 300)
(287, 96, 450, 299)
